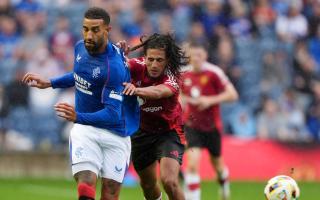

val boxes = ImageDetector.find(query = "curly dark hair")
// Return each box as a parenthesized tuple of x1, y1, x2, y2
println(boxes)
(130, 33, 189, 79)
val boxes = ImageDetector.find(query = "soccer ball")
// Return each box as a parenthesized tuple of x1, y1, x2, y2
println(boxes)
(264, 175, 300, 200)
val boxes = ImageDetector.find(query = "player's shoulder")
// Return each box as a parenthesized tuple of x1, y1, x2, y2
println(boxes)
(203, 62, 227, 76)
(163, 70, 179, 90)
(129, 57, 145, 65)
(203, 62, 230, 83)
(74, 40, 85, 54)
(75, 40, 84, 48)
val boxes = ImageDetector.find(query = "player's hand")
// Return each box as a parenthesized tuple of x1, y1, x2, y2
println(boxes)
(193, 96, 214, 111)
(123, 82, 137, 96)
(116, 40, 130, 56)
(21, 73, 51, 89)
(54, 102, 76, 122)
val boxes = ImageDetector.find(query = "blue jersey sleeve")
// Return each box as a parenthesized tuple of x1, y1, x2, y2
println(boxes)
(75, 87, 124, 132)
(50, 72, 75, 89)
(75, 105, 121, 129)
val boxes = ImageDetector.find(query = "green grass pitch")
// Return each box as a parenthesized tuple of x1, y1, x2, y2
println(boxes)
(0, 178, 318, 200)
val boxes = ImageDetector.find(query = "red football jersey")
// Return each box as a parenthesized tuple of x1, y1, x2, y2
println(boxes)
(181, 62, 229, 133)
(128, 57, 185, 143)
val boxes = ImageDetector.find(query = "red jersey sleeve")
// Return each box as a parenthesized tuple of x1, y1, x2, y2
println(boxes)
(204, 62, 230, 92)
(163, 72, 180, 94)
(128, 57, 145, 82)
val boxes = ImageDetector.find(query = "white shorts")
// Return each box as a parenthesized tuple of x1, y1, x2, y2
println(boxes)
(69, 124, 131, 183)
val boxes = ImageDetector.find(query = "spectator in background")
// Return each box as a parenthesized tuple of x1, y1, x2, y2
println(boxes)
(279, 88, 311, 142)
(257, 97, 288, 141)
(292, 40, 320, 95)
(200, 0, 225, 37)
(260, 51, 291, 98)
(252, 0, 276, 28)
(0, 15, 20, 84)
(16, 15, 46, 63)
(308, 24, 320, 67)
(181, 43, 238, 200)
(306, 80, 320, 141)
(275, 0, 308, 44)
(15, 0, 47, 31)
(0, 0, 15, 16)
(0, 15, 20, 60)
(228, 0, 252, 39)
(0, 85, 8, 150)
(307, 0, 320, 38)
(228, 104, 256, 139)
(49, 15, 75, 66)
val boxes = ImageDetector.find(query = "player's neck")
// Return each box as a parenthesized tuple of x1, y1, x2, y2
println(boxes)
(96, 41, 108, 54)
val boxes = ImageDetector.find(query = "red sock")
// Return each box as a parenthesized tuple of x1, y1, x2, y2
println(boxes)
(78, 183, 95, 200)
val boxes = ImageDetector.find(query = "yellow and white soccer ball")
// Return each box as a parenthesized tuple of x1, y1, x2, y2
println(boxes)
(264, 175, 300, 200)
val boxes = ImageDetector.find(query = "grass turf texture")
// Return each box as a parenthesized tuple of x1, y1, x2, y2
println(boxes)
(0, 178, 318, 200)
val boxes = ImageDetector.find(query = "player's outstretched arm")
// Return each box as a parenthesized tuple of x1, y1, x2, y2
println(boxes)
(123, 82, 174, 100)
(22, 73, 51, 89)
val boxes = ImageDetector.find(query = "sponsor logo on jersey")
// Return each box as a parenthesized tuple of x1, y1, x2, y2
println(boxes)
(190, 86, 201, 98)
(142, 106, 163, 112)
(74, 73, 92, 95)
(109, 90, 123, 101)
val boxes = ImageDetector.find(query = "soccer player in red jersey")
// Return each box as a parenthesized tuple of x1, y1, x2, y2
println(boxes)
(180, 43, 238, 200)
(121, 33, 189, 200)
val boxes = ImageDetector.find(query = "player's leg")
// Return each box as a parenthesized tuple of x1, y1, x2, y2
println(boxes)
(210, 155, 230, 200)
(131, 130, 162, 200)
(184, 147, 202, 200)
(99, 129, 131, 200)
(69, 124, 104, 200)
(183, 126, 204, 200)
(137, 161, 162, 200)
(206, 131, 230, 200)
(159, 157, 185, 200)
(74, 171, 97, 200)
(157, 129, 185, 200)
(100, 178, 122, 200)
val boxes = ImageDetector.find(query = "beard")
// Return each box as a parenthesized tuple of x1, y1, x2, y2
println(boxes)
(84, 37, 105, 55)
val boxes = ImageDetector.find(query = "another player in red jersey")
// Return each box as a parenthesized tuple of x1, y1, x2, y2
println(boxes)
(180, 43, 238, 200)
(121, 33, 189, 200)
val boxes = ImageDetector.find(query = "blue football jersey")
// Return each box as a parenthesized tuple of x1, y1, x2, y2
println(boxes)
(51, 40, 139, 136)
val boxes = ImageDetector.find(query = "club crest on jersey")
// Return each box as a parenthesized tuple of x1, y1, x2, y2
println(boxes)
(200, 75, 209, 85)
(92, 67, 101, 78)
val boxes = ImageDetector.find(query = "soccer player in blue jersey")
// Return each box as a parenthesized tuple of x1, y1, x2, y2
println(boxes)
(22, 7, 139, 200)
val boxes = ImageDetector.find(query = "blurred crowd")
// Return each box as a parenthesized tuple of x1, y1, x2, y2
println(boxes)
(1, 0, 320, 151)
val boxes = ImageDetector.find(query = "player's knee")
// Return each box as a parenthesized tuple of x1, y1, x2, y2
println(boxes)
(140, 179, 157, 191)
(161, 175, 179, 191)
(78, 182, 96, 200)
(187, 164, 199, 173)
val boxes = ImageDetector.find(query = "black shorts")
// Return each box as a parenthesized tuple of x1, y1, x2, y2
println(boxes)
(131, 129, 185, 171)
(185, 126, 222, 157)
